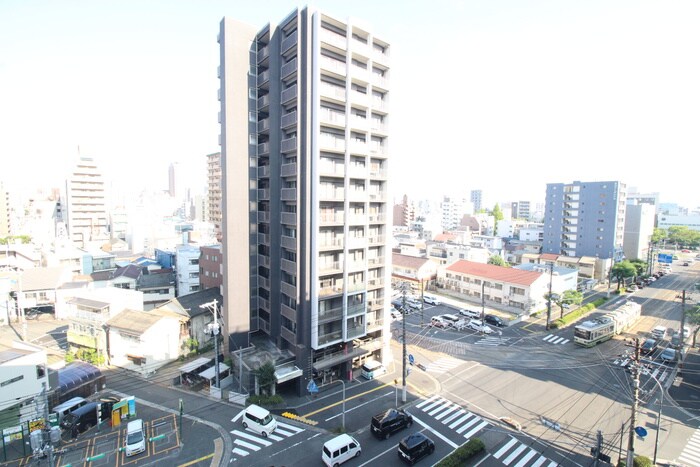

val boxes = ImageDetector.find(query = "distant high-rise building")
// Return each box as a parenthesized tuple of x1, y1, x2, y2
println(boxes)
(65, 156, 109, 249)
(623, 203, 655, 261)
(168, 162, 181, 199)
(206, 152, 222, 234)
(543, 180, 626, 260)
(219, 7, 391, 395)
(470, 189, 482, 213)
(440, 196, 468, 231)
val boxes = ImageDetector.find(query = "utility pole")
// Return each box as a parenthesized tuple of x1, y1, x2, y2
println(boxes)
(200, 300, 220, 389)
(420, 279, 424, 328)
(593, 430, 603, 467)
(618, 422, 625, 465)
(545, 262, 553, 330)
(400, 283, 407, 403)
(680, 290, 686, 377)
(626, 338, 641, 467)
(481, 281, 485, 335)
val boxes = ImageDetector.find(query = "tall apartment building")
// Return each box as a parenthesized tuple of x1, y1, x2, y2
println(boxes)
(219, 7, 391, 395)
(206, 152, 222, 233)
(65, 156, 109, 249)
(470, 189, 483, 213)
(0, 182, 10, 237)
(623, 203, 655, 261)
(440, 196, 468, 231)
(543, 181, 626, 260)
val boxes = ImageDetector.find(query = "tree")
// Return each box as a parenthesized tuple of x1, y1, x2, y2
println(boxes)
(686, 305, 700, 347)
(492, 204, 504, 236)
(651, 228, 667, 245)
(488, 255, 506, 267)
(629, 259, 646, 278)
(254, 361, 277, 396)
(611, 261, 637, 291)
(548, 290, 583, 319)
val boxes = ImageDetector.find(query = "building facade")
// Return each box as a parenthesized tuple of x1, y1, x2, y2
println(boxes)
(623, 203, 655, 261)
(65, 156, 109, 249)
(199, 244, 223, 290)
(543, 181, 626, 260)
(219, 7, 391, 395)
(206, 152, 222, 233)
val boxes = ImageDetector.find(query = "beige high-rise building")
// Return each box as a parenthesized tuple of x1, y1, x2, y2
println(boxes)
(206, 152, 222, 235)
(219, 7, 391, 395)
(65, 156, 109, 249)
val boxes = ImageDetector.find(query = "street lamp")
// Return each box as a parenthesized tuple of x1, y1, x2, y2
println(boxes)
(400, 282, 408, 403)
(338, 379, 346, 432)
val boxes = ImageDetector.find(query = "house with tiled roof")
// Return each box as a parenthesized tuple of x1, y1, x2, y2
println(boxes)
(15, 266, 74, 315)
(106, 308, 181, 375)
(392, 253, 438, 291)
(438, 260, 550, 316)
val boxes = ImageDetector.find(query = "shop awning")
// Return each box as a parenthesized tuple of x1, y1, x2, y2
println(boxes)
(178, 357, 212, 374)
(199, 363, 229, 380)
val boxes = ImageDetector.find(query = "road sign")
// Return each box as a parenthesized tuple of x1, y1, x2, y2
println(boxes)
(409, 354, 414, 365)
(635, 426, 648, 438)
(658, 253, 673, 264)
(307, 379, 319, 394)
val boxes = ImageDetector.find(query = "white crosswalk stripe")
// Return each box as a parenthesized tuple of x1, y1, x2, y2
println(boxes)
(493, 436, 556, 467)
(475, 336, 510, 346)
(677, 427, 700, 467)
(416, 396, 487, 441)
(425, 356, 462, 374)
(542, 334, 569, 345)
(230, 422, 305, 459)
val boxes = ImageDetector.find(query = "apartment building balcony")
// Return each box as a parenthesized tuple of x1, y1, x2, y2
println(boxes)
(367, 256, 385, 266)
(350, 115, 369, 131)
(372, 99, 388, 112)
(319, 188, 345, 201)
(318, 330, 342, 347)
(320, 27, 346, 50)
(369, 169, 387, 179)
(281, 281, 296, 298)
(258, 233, 270, 245)
(257, 165, 270, 178)
(281, 258, 296, 274)
(350, 37, 370, 57)
(258, 94, 270, 110)
(318, 305, 343, 323)
(347, 303, 366, 317)
(281, 57, 297, 79)
(257, 69, 270, 88)
(350, 91, 369, 107)
(281, 84, 297, 104)
(281, 136, 297, 154)
(257, 211, 270, 223)
(257, 118, 270, 134)
(367, 277, 383, 289)
(281, 212, 296, 225)
(370, 145, 386, 156)
(319, 135, 346, 153)
(368, 214, 385, 223)
(348, 190, 366, 202)
(257, 45, 270, 64)
(318, 162, 344, 177)
(281, 30, 298, 54)
(347, 282, 366, 293)
(320, 83, 346, 103)
(354, 336, 382, 353)
(370, 120, 387, 134)
(351, 65, 370, 83)
(258, 142, 270, 156)
(319, 237, 343, 251)
(319, 284, 343, 298)
(368, 191, 386, 201)
(281, 110, 297, 129)
(281, 235, 296, 251)
(372, 45, 389, 65)
(319, 212, 344, 225)
(257, 188, 270, 201)
(369, 298, 384, 310)
(347, 324, 366, 340)
(280, 326, 296, 345)
(259, 297, 270, 312)
(320, 55, 346, 78)
(347, 166, 367, 178)
(372, 75, 389, 91)
(367, 318, 383, 332)
(319, 261, 342, 275)
(258, 254, 270, 268)
(347, 260, 365, 272)
(281, 188, 296, 201)
(347, 237, 367, 249)
(346, 214, 366, 225)
(281, 161, 297, 177)
(320, 109, 346, 128)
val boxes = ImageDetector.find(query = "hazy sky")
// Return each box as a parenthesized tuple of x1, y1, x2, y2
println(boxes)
(1, 1, 698, 208)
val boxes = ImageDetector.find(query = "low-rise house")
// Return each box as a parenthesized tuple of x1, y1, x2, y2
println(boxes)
(438, 260, 550, 316)
(106, 308, 182, 375)
(0, 341, 49, 431)
(16, 266, 73, 315)
(392, 253, 438, 292)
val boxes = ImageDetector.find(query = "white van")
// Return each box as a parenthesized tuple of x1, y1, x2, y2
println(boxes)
(242, 404, 277, 437)
(322, 434, 361, 467)
(52, 397, 87, 425)
(124, 419, 146, 457)
(361, 359, 386, 380)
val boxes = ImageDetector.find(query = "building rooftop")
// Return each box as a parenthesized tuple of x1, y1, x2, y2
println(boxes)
(446, 260, 543, 286)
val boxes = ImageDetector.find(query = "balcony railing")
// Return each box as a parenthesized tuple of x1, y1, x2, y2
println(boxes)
(281, 235, 296, 250)
(281, 136, 297, 153)
(281, 30, 298, 53)
(281, 162, 297, 177)
(318, 330, 342, 346)
(318, 284, 343, 297)
(320, 83, 346, 101)
(320, 27, 346, 49)
(347, 324, 366, 340)
(318, 306, 343, 323)
(281, 84, 297, 104)
(281, 57, 297, 79)
(281, 111, 297, 129)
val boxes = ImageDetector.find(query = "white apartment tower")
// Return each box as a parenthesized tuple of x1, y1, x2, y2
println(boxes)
(65, 156, 109, 249)
(219, 7, 391, 395)
(206, 152, 222, 234)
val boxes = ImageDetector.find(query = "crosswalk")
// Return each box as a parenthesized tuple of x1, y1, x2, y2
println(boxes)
(425, 356, 463, 374)
(610, 358, 672, 382)
(542, 334, 569, 345)
(416, 396, 557, 467)
(416, 395, 489, 441)
(493, 437, 559, 467)
(677, 427, 700, 467)
(475, 336, 511, 346)
(230, 421, 304, 458)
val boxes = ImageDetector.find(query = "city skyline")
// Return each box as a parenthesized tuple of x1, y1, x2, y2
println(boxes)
(1, 1, 699, 208)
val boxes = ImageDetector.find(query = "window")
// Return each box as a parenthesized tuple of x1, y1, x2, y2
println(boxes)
(1, 375, 24, 387)
(189, 259, 199, 266)
(189, 272, 199, 278)
(36, 365, 46, 379)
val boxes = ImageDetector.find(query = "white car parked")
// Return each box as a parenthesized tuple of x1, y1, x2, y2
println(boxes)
(467, 319, 494, 334)
(423, 295, 441, 306)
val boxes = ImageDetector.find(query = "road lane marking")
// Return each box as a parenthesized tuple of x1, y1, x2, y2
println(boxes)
(303, 383, 390, 418)
(231, 430, 272, 446)
(324, 390, 393, 421)
(494, 438, 518, 458)
(413, 415, 458, 449)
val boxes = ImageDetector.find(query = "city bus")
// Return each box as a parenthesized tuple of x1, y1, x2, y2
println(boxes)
(574, 301, 642, 347)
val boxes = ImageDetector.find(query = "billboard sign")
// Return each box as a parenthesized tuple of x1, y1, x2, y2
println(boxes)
(658, 254, 673, 264)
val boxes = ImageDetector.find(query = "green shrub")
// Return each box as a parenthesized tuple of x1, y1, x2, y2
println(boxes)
(435, 438, 485, 466)
(246, 394, 283, 407)
(633, 456, 652, 467)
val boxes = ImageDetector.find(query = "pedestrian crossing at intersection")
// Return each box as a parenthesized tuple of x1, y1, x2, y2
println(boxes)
(424, 356, 462, 374)
(677, 427, 700, 467)
(542, 334, 569, 345)
(416, 396, 558, 467)
(475, 336, 510, 346)
(230, 421, 304, 458)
